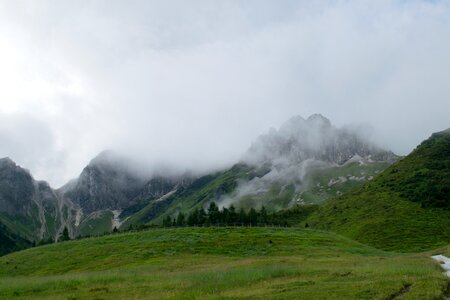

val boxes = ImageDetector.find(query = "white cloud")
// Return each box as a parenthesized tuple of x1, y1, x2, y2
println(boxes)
(0, 0, 449, 186)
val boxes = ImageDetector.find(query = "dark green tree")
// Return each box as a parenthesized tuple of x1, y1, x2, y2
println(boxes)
(208, 202, 219, 224)
(197, 208, 207, 225)
(238, 208, 247, 225)
(163, 215, 172, 227)
(176, 212, 186, 226)
(228, 205, 238, 224)
(187, 210, 199, 226)
(259, 206, 268, 224)
(222, 207, 230, 225)
(59, 226, 70, 242)
(248, 208, 258, 225)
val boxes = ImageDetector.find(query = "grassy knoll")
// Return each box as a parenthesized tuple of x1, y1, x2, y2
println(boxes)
(0, 227, 448, 299)
(308, 129, 450, 252)
(308, 191, 450, 252)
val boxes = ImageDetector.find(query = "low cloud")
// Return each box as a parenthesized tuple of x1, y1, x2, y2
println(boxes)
(0, 1, 449, 187)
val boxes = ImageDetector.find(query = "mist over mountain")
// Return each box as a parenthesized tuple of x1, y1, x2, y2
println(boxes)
(217, 114, 397, 210)
(61, 152, 148, 214)
(1, 1, 449, 188)
(0, 114, 399, 244)
(244, 114, 396, 165)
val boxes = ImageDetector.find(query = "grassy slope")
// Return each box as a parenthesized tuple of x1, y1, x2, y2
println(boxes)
(0, 221, 30, 256)
(0, 227, 448, 299)
(269, 205, 319, 227)
(299, 162, 389, 204)
(0, 205, 42, 242)
(77, 210, 113, 237)
(308, 129, 450, 252)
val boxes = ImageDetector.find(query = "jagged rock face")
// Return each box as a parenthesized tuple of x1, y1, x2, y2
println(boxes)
(244, 114, 397, 166)
(139, 177, 180, 199)
(0, 158, 35, 216)
(0, 158, 72, 241)
(62, 152, 148, 213)
(61, 151, 193, 214)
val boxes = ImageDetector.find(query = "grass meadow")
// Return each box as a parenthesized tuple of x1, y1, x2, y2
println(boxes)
(0, 227, 448, 299)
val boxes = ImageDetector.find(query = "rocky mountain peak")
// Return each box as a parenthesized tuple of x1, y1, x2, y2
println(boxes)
(244, 114, 397, 166)
(306, 114, 332, 128)
(0, 157, 21, 171)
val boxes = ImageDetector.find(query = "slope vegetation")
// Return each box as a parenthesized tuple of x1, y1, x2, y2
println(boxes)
(0, 221, 30, 256)
(308, 129, 450, 252)
(0, 227, 448, 299)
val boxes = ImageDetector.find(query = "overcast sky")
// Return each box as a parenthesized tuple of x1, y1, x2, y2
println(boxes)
(0, 0, 449, 187)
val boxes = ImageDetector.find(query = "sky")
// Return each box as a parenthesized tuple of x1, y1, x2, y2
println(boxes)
(0, 0, 449, 187)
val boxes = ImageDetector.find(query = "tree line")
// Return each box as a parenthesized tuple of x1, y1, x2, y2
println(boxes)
(162, 202, 289, 227)
(34, 202, 313, 247)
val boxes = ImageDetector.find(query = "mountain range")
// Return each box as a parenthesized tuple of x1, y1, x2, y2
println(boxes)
(0, 114, 398, 250)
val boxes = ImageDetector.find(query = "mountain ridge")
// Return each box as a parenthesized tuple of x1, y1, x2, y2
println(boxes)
(0, 114, 399, 251)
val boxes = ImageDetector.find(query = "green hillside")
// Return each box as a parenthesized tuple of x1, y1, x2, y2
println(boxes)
(122, 164, 259, 226)
(0, 227, 448, 299)
(123, 161, 390, 228)
(308, 129, 450, 252)
(0, 221, 30, 256)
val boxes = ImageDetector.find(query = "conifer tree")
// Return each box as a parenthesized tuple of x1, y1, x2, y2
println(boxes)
(248, 208, 258, 225)
(259, 206, 268, 224)
(163, 216, 172, 227)
(187, 210, 198, 226)
(59, 226, 70, 242)
(176, 212, 186, 226)
(208, 202, 219, 224)
(238, 208, 247, 225)
(229, 205, 238, 223)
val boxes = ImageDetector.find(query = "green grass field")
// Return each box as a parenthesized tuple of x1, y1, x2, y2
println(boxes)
(0, 227, 448, 299)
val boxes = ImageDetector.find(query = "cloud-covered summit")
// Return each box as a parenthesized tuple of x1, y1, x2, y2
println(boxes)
(0, 1, 449, 186)
(244, 114, 397, 166)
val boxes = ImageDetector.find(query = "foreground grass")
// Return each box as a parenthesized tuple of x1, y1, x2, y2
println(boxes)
(0, 227, 448, 299)
(308, 191, 450, 252)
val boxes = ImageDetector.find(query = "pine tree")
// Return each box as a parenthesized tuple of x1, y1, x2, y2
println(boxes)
(59, 226, 70, 242)
(187, 210, 198, 226)
(259, 206, 268, 224)
(229, 205, 238, 224)
(248, 208, 258, 225)
(163, 216, 172, 227)
(238, 208, 247, 225)
(222, 207, 230, 225)
(176, 212, 186, 226)
(198, 208, 207, 225)
(208, 202, 219, 224)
